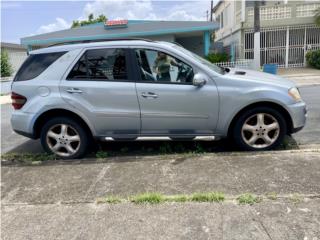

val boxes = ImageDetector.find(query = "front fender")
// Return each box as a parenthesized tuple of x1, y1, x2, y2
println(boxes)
(216, 86, 295, 136)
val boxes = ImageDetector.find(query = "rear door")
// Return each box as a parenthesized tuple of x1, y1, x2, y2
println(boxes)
(60, 47, 140, 137)
(132, 48, 219, 136)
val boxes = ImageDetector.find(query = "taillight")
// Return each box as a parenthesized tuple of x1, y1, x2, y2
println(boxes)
(11, 92, 27, 110)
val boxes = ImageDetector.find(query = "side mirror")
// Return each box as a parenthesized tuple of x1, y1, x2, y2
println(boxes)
(192, 73, 207, 87)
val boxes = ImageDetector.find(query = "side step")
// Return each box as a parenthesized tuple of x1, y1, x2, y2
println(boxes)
(103, 136, 218, 141)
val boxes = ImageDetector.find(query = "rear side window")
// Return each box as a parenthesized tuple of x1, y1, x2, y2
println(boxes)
(67, 48, 128, 81)
(14, 51, 66, 81)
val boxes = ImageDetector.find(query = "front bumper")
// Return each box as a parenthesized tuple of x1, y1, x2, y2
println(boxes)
(287, 101, 307, 133)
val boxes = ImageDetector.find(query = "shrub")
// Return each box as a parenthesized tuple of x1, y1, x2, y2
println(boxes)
(205, 52, 229, 63)
(1, 50, 13, 77)
(305, 49, 320, 69)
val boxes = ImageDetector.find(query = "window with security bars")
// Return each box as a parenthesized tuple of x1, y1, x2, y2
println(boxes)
(248, 6, 291, 21)
(296, 3, 320, 17)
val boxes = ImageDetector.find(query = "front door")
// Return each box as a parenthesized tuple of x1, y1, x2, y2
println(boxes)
(133, 48, 219, 136)
(60, 47, 140, 137)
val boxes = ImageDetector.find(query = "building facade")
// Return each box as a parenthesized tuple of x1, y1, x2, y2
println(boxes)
(21, 20, 218, 57)
(213, 0, 320, 68)
(1, 42, 27, 74)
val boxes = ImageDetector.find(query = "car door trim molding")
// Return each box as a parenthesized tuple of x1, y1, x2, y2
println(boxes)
(92, 111, 140, 118)
(141, 112, 209, 119)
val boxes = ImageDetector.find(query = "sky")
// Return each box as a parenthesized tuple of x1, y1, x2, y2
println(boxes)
(1, 0, 213, 43)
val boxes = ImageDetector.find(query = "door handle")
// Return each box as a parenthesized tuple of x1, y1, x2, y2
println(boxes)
(66, 88, 83, 94)
(141, 92, 158, 98)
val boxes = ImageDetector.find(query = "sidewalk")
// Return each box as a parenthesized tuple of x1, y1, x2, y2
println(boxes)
(278, 67, 320, 87)
(2, 151, 320, 204)
(2, 150, 320, 239)
(2, 199, 320, 240)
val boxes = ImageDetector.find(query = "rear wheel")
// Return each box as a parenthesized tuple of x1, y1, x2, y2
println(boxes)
(232, 107, 287, 151)
(40, 117, 89, 159)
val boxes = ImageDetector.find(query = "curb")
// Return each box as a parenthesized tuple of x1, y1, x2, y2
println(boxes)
(2, 147, 320, 167)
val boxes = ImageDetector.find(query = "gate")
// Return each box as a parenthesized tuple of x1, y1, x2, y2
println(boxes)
(244, 25, 320, 68)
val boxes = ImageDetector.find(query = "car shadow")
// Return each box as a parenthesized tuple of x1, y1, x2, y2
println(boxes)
(5, 139, 44, 154)
(2, 136, 299, 166)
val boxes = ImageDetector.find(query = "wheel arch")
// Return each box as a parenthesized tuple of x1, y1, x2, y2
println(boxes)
(33, 108, 94, 139)
(227, 101, 293, 138)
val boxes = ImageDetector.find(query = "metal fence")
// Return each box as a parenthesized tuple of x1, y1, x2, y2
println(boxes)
(244, 25, 320, 68)
(216, 59, 254, 69)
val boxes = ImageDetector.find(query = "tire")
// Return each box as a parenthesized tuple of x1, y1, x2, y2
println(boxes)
(232, 107, 287, 151)
(40, 117, 89, 159)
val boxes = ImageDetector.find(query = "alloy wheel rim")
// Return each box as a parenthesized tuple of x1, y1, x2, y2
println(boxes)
(46, 124, 81, 157)
(241, 113, 280, 149)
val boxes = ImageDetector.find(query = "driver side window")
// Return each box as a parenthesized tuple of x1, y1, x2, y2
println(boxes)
(135, 49, 194, 84)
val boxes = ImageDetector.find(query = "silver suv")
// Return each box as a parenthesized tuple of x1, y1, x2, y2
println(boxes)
(11, 40, 307, 159)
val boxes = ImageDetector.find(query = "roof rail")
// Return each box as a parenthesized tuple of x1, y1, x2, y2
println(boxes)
(48, 38, 154, 48)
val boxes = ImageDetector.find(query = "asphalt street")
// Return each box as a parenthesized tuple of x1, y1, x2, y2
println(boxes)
(1, 86, 319, 154)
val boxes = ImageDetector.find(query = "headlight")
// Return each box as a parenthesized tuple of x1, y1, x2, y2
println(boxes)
(288, 87, 302, 102)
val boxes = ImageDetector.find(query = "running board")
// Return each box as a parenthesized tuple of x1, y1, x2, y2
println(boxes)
(103, 136, 218, 141)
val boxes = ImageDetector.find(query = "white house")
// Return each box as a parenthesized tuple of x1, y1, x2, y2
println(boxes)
(213, 0, 320, 68)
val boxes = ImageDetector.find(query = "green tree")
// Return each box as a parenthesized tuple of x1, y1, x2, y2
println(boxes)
(1, 50, 13, 77)
(71, 20, 80, 28)
(88, 13, 94, 22)
(315, 7, 320, 26)
(71, 14, 107, 28)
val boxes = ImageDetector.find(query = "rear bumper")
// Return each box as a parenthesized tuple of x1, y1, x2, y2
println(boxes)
(13, 129, 36, 139)
(291, 126, 304, 134)
(11, 111, 37, 139)
(287, 101, 307, 133)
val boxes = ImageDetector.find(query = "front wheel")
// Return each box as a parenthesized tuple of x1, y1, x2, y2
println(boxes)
(232, 107, 287, 151)
(40, 117, 89, 159)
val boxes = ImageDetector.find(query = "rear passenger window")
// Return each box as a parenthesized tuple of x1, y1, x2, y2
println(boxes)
(14, 52, 66, 81)
(67, 48, 128, 81)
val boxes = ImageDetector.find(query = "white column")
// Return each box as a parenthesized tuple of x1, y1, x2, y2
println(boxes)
(285, 26, 289, 68)
(253, 32, 261, 70)
(241, 0, 245, 22)
(303, 27, 307, 67)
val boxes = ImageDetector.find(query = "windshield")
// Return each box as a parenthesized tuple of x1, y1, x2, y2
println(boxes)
(173, 45, 225, 75)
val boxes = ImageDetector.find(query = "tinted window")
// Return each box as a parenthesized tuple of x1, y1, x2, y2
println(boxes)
(135, 49, 194, 84)
(14, 52, 66, 81)
(66, 54, 87, 79)
(67, 48, 128, 81)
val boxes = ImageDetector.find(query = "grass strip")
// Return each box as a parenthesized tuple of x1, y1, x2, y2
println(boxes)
(1, 152, 56, 163)
(131, 192, 165, 204)
(237, 193, 261, 205)
(97, 192, 226, 204)
(190, 192, 225, 202)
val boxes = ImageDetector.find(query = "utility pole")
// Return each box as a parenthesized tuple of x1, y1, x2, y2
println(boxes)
(210, 0, 213, 22)
(253, 1, 261, 70)
(206, 10, 209, 21)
